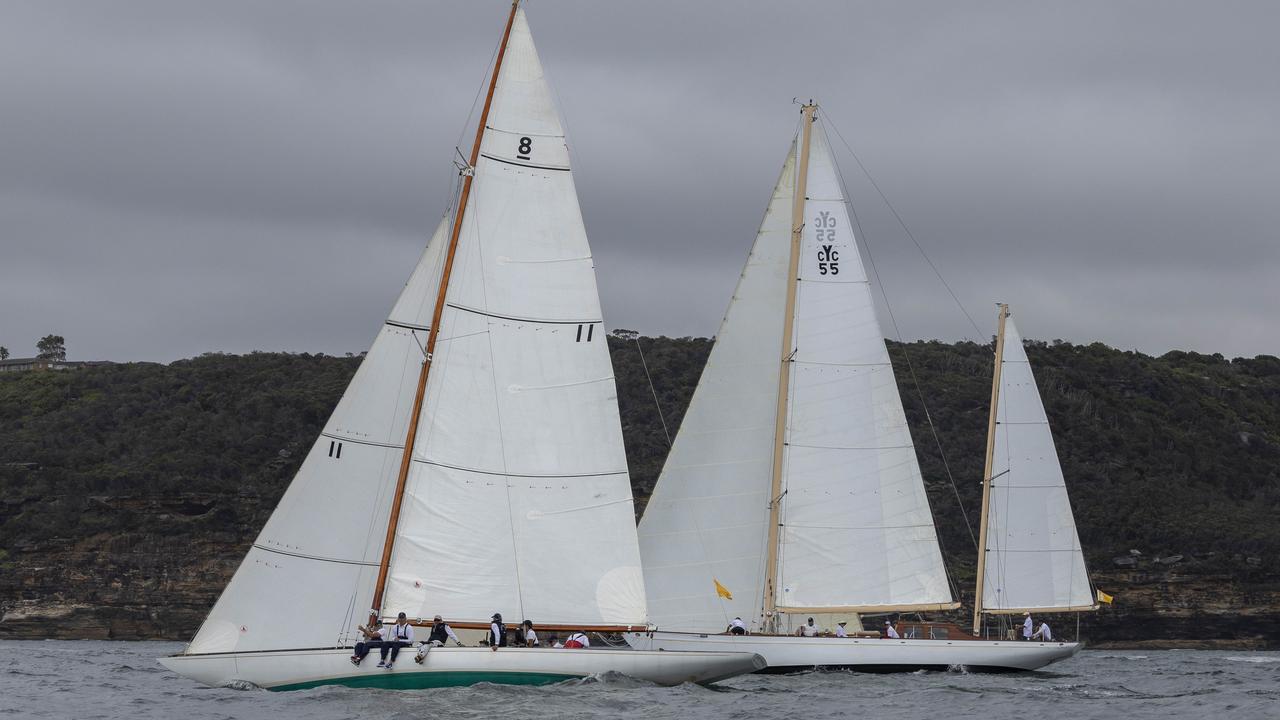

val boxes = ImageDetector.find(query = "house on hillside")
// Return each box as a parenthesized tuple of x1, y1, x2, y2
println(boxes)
(0, 357, 113, 373)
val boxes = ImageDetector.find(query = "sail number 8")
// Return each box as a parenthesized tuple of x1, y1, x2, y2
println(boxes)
(815, 210, 839, 275)
(517, 136, 533, 160)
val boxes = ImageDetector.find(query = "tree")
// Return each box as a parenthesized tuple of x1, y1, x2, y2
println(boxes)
(36, 335, 66, 361)
(0, 346, 8, 360)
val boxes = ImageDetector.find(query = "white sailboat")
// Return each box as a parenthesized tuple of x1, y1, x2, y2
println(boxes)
(625, 105, 1085, 672)
(160, 2, 763, 690)
(971, 304, 1098, 634)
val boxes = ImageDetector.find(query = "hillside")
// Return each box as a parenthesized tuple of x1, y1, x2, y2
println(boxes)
(1, 336, 1278, 646)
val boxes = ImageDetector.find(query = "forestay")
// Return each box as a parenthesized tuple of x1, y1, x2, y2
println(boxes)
(982, 318, 1094, 612)
(187, 216, 451, 654)
(773, 124, 952, 612)
(380, 9, 646, 627)
(637, 144, 798, 632)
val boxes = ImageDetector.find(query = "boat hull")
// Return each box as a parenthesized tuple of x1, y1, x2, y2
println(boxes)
(159, 646, 766, 690)
(625, 631, 1079, 673)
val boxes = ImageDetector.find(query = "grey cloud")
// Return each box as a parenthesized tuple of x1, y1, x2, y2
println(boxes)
(1, 0, 1276, 362)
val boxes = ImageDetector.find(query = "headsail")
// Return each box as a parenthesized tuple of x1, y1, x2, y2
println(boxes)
(379, 8, 646, 627)
(980, 315, 1094, 613)
(187, 216, 451, 654)
(637, 143, 797, 632)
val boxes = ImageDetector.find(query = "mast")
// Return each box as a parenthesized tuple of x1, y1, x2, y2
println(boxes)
(972, 302, 1010, 636)
(762, 103, 816, 632)
(369, 0, 521, 624)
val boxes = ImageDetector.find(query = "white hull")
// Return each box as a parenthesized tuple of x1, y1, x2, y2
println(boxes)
(159, 646, 766, 691)
(626, 631, 1079, 672)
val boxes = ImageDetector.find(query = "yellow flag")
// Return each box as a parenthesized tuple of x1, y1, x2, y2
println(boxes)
(713, 578, 733, 600)
(1096, 589, 1114, 605)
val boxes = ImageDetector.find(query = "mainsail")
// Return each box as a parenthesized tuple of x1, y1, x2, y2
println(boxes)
(377, 8, 645, 627)
(187, 7, 644, 657)
(979, 312, 1094, 613)
(638, 109, 953, 633)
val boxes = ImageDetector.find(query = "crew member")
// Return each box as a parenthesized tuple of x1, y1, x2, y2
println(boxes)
(350, 619, 385, 666)
(835, 621, 848, 638)
(564, 631, 591, 648)
(521, 620, 539, 647)
(379, 612, 414, 668)
(1022, 612, 1034, 641)
(415, 615, 463, 664)
(798, 617, 820, 637)
(489, 613, 507, 651)
(885, 620, 900, 639)
(727, 617, 747, 635)
(1032, 620, 1053, 641)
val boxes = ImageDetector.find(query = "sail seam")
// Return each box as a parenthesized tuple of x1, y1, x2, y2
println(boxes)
(253, 544, 378, 567)
(320, 432, 404, 450)
(787, 442, 915, 451)
(479, 152, 570, 172)
(411, 457, 627, 479)
(385, 319, 430, 332)
(446, 302, 600, 325)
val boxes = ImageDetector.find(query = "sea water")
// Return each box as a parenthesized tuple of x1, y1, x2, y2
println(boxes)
(1, 641, 1276, 719)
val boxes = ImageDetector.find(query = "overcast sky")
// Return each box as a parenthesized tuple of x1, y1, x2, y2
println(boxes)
(2, 0, 1277, 362)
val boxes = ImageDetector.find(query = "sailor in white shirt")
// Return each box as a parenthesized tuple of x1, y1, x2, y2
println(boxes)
(727, 617, 747, 635)
(564, 631, 590, 648)
(1022, 612, 1034, 641)
(380, 612, 415, 668)
(835, 621, 848, 638)
(521, 620, 539, 647)
(798, 617, 820, 637)
(884, 620, 900, 639)
(1032, 621, 1053, 642)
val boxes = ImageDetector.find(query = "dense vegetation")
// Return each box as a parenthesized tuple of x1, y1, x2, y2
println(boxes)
(1, 336, 1278, 582)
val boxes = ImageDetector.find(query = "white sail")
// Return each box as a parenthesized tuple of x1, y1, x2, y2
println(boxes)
(187, 215, 451, 654)
(981, 317, 1094, 612)
(636, 144, 797, 632)
(774, 125, 952, 612)
(380, 8, 646, 627)
(638, 113, 953, 632)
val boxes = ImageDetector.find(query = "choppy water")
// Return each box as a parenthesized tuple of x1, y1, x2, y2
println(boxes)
(2, 641, 1277, 720)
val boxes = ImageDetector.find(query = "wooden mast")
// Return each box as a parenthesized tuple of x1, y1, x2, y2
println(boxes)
(368, 0, 521, 625)
(762, 103, 816, 633)
(972, 302, 1010, 636)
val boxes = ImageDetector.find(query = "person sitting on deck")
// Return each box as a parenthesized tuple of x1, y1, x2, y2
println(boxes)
(414, 615, 463, 664)
(350, 619, 385, 666)
(548, 633, 563, 648)
(521, 620, 540, 647)
(1022, 612, 1035, 641)
(798, 617, 820, 637)
(1032, 620, 1053, 642)
(489, 613, 507, 651)
(884, 620, 900, 639)
(726, 617, 747, 635)
(563, 631, 591, 649)
(835, 621, 849, 638)
(380, 612, 415, 669)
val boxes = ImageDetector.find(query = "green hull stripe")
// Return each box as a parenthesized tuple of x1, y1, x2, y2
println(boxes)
(271, 670, 583, 692)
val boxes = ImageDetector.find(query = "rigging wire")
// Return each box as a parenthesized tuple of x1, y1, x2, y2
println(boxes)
(817, 108, 980, 557)
(635, 336, 672, 447)
(820, 110, 987, 342)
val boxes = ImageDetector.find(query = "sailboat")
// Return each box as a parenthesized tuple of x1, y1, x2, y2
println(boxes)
(160, 2, 763, 690)
(625, 104, 1088, 672)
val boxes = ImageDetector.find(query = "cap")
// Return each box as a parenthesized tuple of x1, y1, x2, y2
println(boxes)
(492, 612, 502, 621)
(837, 621, 847, 625)
(397, 612, 407, 620)
(433, 615, 443, 622)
